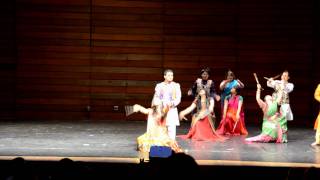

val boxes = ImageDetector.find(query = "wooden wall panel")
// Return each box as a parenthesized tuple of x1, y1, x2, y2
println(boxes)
(15, 0, 91, 120)
(90, 0, 164, 120)
(11, 0, 319, 125)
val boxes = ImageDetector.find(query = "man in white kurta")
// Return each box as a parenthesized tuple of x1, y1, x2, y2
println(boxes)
(267, 70, 294, 121)
(154, 69, 181, 140)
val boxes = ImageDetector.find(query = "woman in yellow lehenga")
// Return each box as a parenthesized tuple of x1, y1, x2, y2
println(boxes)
(133, 99, 182, 159)
(312, 84, 320, 146)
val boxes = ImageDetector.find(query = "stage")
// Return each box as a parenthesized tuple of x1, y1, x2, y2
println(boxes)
(0, 120, 319, 168)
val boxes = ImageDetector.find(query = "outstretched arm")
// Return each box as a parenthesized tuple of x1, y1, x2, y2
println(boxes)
(179, 103, 196, 121)
(133, 104, 150, 115)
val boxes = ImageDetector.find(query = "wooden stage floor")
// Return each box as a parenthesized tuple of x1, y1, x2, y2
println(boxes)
(0, 120, 319, 168)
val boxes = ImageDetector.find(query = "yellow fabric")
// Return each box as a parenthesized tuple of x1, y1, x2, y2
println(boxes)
(314, 84, 320, 144)
(137, 112, 182, 153)
(137, 125, 172, 153)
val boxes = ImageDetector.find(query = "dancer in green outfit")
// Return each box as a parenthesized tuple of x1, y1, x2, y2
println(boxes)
(245, 84, 287, 143)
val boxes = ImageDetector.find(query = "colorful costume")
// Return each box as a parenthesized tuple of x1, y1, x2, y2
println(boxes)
(313, 84, 320, 145)
(179, 98, 224, 141)
(220, 79, 242, 109)
(137, 109, 181, 153)
(267, 80, 294, 121)
(246, 101, 287, 143)
(190, 78, 216, 101)
(216, 95, 248, 135)
(154, 81, 181, 140)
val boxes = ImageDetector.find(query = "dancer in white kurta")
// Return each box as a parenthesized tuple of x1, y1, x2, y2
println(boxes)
(154, 69, 181, 140)
(267, 70, 294, 121)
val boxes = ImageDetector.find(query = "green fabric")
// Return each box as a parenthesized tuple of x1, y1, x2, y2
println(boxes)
(261, 102, 287, 142)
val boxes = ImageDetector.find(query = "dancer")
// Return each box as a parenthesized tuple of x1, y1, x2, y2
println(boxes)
(245, 83, 288, 143)
(311, 84, 320, 146)
(216, 86, 248, 135)
(219, 70, 244, 110)
(179, 89, 225, 141)
(154, 69, 181, 140)
(266, 70, 294, 121)
(128, 99, 182, 159)
(187, 67, 220, 115)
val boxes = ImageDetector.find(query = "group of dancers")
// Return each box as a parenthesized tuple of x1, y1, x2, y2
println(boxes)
(125, 68, 320, 158)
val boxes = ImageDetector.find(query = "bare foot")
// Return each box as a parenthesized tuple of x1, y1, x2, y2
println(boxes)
(311, 142, 318, 146)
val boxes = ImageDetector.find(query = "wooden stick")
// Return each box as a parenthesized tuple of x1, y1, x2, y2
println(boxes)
(232, 118, 239, 133)
(264, 74, 281, 81)
(253, 73, 264, 90)
(253, 73, 260, 84)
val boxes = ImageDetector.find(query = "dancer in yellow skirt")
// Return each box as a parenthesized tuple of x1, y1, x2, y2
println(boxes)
(132, 98, 182, 159)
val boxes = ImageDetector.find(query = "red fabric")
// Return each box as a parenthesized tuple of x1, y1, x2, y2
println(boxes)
(216, 95, 248, 136)
(179, 116, 225, 141)
(216, 115, 248, 136)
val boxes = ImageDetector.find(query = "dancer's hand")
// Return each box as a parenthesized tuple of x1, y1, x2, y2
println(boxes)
(257, 84, 262, 90)
(215, 94, 221, 102)
(187, 89, 192, 96)
(179, 112, 188, 121)
(236, 113, 240, 121)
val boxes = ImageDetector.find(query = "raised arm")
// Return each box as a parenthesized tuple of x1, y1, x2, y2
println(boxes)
(256, 84, 266, 109)
(267, 78, 275, 88)
(236, 79, 245, 88)
(220, 80, 229, 90)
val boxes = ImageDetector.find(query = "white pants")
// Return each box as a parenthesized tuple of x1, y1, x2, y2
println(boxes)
(281, 104, 293, 121)
(167, 125, 176, 140)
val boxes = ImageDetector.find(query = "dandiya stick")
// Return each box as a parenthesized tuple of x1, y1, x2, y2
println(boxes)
(253, 73, 264, 90)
